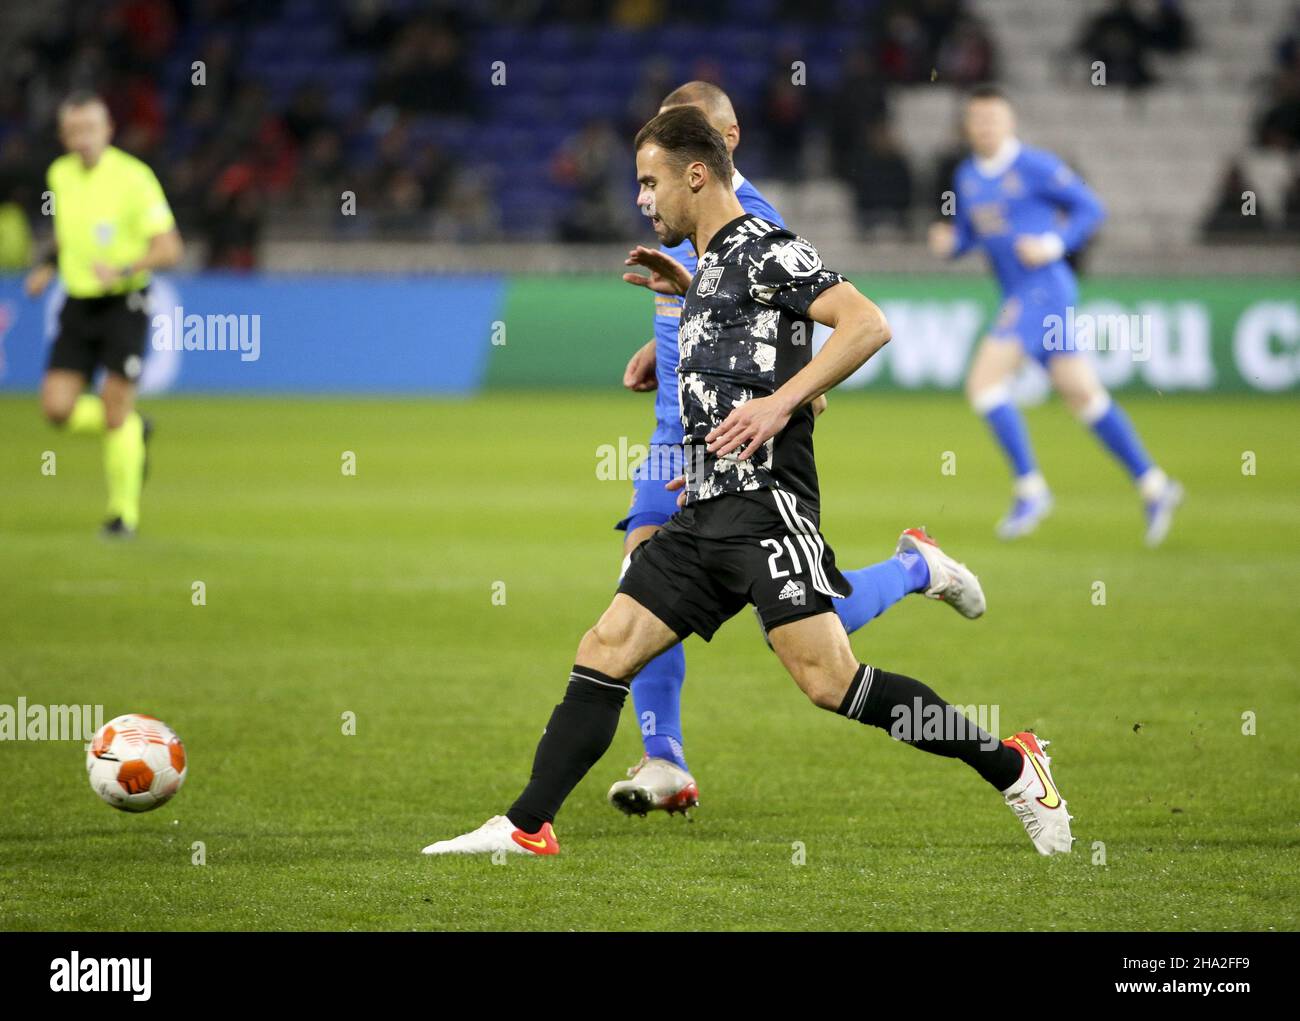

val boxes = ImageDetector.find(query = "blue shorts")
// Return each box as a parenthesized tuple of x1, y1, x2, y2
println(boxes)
(614, 433, 684, 533)
(989, 285, 1080, 366)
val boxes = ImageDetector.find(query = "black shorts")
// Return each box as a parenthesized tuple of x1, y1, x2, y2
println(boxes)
(618, 488, 850, 642)
(47, 289, 150, 381)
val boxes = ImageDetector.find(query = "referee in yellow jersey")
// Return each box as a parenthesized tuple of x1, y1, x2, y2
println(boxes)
(24, 92, 183, 538)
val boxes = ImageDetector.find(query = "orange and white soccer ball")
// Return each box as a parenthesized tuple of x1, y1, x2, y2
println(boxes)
(86, 714, 188, 812)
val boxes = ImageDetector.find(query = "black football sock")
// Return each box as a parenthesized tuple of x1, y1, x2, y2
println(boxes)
(507, 666, 630, 833)
(836, 664, 1023, 791)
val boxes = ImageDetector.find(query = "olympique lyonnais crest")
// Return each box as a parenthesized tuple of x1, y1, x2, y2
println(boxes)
(696, 265, 724, 296)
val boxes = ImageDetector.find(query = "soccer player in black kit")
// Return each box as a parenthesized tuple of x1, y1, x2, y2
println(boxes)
(424, 106, 1073, 858)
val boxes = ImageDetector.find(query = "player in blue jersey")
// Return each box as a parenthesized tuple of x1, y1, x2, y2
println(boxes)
(930, 85, 1183, 544)
(606, 81, 986, 816)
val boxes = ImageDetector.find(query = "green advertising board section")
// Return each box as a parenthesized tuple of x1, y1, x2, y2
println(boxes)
(487, 274, 1300, 393)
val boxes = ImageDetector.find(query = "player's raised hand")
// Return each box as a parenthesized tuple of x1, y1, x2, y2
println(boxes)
(927, 221, 957, 258)
(623, 339, 657, 391)
(705, 394, 792, 461)
(623, 245, 692, 296)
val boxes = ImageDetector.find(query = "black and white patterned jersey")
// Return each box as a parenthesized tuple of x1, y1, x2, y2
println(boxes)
(676, 213, 845, 510)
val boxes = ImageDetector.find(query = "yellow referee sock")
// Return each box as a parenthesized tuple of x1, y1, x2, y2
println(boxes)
(104, 412, 145, 529)
(66, 394, 106, 435)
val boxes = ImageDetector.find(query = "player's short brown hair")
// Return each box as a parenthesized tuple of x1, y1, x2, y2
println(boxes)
(634, 106, 733, 185)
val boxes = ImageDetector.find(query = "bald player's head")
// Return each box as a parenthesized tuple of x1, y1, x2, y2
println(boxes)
(659, 81, 740, 156)
(58, 91, 113, 166)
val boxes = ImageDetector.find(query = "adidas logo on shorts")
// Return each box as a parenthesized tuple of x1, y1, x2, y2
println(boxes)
(778, 579, 806, 605)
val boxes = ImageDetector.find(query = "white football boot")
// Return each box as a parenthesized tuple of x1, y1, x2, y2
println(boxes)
(1142, 473, 1184, 547)
(895, 527, 986, 619)
(421, 815, 558, 856)
(996, 474, 1053, 540)
(1000, 732, 1073, 855)
(608, 755, 700, 816)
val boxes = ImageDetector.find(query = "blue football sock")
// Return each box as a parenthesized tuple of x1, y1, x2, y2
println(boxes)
(1089, 401, 1153, 481)
(834, 553, 929, 635)
(631, 642, 688, 770)
(897, 549, 930, 592)
(983, 400, 1039, 479)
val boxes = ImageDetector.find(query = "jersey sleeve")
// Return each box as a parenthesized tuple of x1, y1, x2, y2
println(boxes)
(1029, 152, 1105, 253)
(134, 164, 176, 237)
(747, 235, 845, 317)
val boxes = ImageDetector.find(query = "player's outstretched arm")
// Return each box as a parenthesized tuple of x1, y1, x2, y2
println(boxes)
(622, 245, 692, 296)
(706, 282, 889, 460)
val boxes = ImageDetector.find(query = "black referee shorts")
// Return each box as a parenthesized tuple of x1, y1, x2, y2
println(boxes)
(47, 289, 150, 382)
(618, 488, 850, 642)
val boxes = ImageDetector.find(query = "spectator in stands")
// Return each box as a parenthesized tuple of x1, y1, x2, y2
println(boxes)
(190, 33, 240, 112)
(875, 0, 974, 84)
(1079, 0, 1156, 88)
(828, 49, 889, 181)
(1284, 170, 1300, 233)
(294, 128, 347, 213)
(1201, 160, 1267, 239)
(342, 0, 404, 52)
(411, 141, 458, 211)
(935, 12, 996, 85)
(1273, 4, 1300, 70)
(106, 73, 167, 159)
(877, 9, 932, 84)
(761, 49, 812, 180)
(283, 84, 333, 146)
(625, 58, 677, 139)
(374, 166, 429, 235)
(372, 16, 472, 116)
(110, 0, 177, 69)
(551, 118, 633, 241)
(1256, 69, 1300, 151)
(1146, 0, 1194, 55)
(851, 121, 913, 230)
(204, 162, 262, 270)
(434, 170, 501, 242)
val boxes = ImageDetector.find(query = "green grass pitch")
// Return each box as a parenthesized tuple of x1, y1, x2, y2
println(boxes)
(0, 391, 1297, 931)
